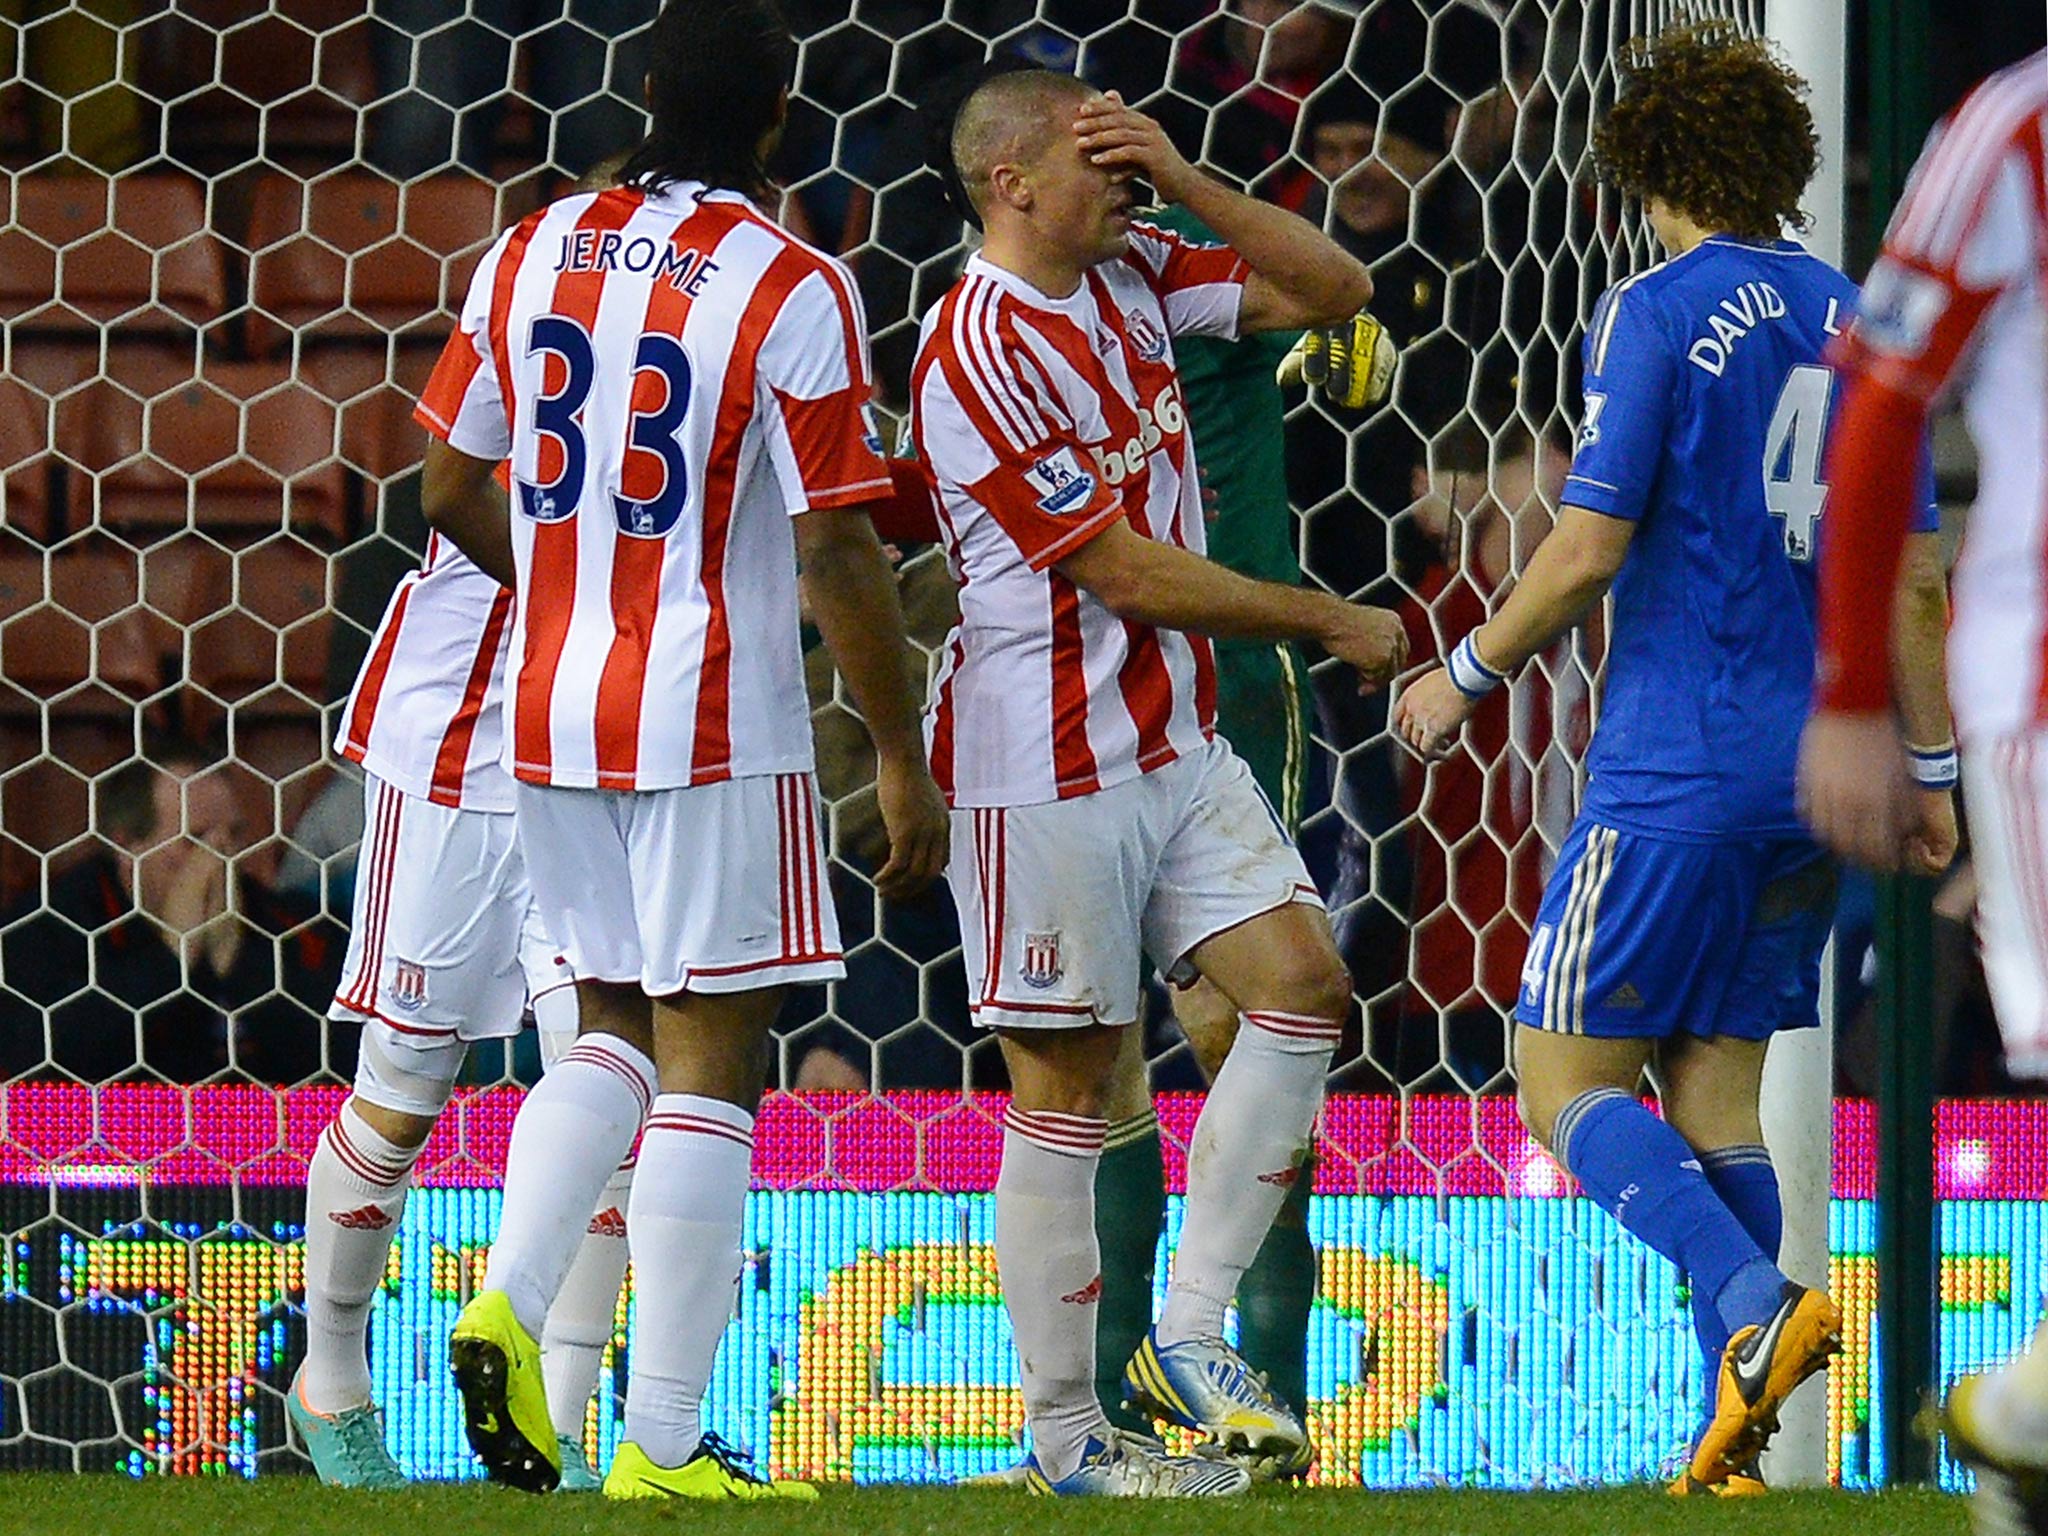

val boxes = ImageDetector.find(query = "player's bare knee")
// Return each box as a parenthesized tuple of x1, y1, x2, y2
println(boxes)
(1102, 1026, 1153, 1121)
(1000, 1024, 1123, 1118)
(576, 979, 655, 1058)
(1267, 943, 1352, 1029)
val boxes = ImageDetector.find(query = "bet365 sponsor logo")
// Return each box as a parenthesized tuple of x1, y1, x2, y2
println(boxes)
(1093, 384, 1186, 488)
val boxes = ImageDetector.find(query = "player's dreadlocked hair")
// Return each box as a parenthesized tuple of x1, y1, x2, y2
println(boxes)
(1593, 22, 1819, 242)
(616, 0, 797, 201)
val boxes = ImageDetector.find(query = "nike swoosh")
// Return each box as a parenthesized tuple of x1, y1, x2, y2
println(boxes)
(1732, 1298, 1794, 1401)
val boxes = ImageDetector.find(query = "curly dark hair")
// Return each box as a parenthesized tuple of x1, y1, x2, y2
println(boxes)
(616, 0, 797, 201)
(1592, 23, 1818, 241)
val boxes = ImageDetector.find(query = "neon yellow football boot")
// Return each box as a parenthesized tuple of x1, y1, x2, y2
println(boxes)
(448, 1289, 559, 1493)
(603, 1435, 820, 1501)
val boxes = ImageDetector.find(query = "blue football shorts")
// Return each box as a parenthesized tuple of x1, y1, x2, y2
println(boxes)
(1512, 816, 1837, 1040)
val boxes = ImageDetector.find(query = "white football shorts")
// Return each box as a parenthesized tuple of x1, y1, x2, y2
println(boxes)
(1963, 733, 2048, 1080)
(949, 738, 1323, 1031)
(515, 771, 845, 998)
(331, 773, 573, 1042)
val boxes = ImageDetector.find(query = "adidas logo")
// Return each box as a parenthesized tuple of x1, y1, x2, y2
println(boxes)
(1256, 1166, 1300, 1188)
(1604, 982, 1646, 1009)
(330, 1204, 393, 1231)
(1060, 1274, 1103, 1306)
(587, 1206, 628, 1238)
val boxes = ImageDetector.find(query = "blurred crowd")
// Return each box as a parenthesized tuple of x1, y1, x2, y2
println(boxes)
(0, 0, 2031, 1101)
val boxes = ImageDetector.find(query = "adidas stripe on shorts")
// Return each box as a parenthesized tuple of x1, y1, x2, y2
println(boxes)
(1513, 815, 1835, 1040)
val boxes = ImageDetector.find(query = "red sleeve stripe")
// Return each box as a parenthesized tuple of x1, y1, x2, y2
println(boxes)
(1890, 66, 2046, 260)
(954, 279, 1028, 449)
(1923, 133, 2030, 265)
(950, 278, 1039, 452)
(414, 330, 484, 441)
(1000, 317, 1074, 434)
(974, 286, 1048, 440)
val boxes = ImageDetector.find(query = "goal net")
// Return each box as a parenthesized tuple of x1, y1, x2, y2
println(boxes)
(0, 0, 1962, 1493)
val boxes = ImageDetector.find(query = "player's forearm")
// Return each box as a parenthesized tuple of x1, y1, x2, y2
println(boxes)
(420, 441, 515, 588)
(799, 512, 930, 765)
(1077, 530, 1347, 644)
(1815, 370, 1924, 714)
(1171, 174, 1371, 329)
(1468, 510, 1623, 674)
(1891, 532, 1953, 749)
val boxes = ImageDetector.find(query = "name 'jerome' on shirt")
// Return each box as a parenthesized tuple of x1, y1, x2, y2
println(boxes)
(552, 228, 719, 295)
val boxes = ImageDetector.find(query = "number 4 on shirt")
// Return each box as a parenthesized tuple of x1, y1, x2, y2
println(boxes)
(1762, 363, 1834, 563)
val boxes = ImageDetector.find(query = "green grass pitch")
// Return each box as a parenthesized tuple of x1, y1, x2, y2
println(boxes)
(0, 1477, 1970, 1536)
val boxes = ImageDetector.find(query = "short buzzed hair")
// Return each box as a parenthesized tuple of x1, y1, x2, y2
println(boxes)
(950, 68, 1095, 218)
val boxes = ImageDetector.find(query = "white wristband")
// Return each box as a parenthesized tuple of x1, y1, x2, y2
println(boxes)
(1447, 634, 1507, 701)
(1906, 742, 1959, 790)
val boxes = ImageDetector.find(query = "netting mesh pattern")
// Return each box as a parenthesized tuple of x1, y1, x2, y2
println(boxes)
(8, 0, 1956, 1489)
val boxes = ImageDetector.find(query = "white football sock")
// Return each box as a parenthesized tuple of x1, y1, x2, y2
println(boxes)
(1157, 1011, 1337, 1349)
(542, 1155, 635, 1438)
(996, 1105, 1109, 1484)
(485, 1032, 655, 1338)
(623, 1094, 754, 1468)
(299, 1099, 421, 1415)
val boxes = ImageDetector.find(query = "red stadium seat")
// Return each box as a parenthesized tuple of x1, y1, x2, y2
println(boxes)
(139, 531, 235, 633)
(0, 546, 173, 717)
(152, 0, 379, 167)
(78, 362, 348, 544)
(187, 536, 335, 719)
(245, 171, 511, 354)
(300, 348, 438, 481)
(0, 377, 55, 544)
(0, 175, 227, 336)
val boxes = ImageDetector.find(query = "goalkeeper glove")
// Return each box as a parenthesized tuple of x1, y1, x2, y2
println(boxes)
(1276, 310, 1398, 410)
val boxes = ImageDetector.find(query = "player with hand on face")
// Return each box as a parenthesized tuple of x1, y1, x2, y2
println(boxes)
(912, 68, 1404, 1496)
(1396, 24, 1952, 1493)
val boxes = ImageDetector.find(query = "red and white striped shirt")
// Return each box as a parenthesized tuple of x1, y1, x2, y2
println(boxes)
(416, 181, 890, 791)
(337, 533, 514, 812)
(910, 222, 1247, 807)
(1821, 53, 2047, 738)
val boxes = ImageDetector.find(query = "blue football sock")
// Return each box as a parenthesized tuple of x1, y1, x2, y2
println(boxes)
(1691, 1145, 1784, 1395)
(1554, 1089, 1787, 1345)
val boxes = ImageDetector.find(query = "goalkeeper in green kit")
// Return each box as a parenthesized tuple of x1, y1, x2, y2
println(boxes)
(1089, 201, 1394, 1477)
